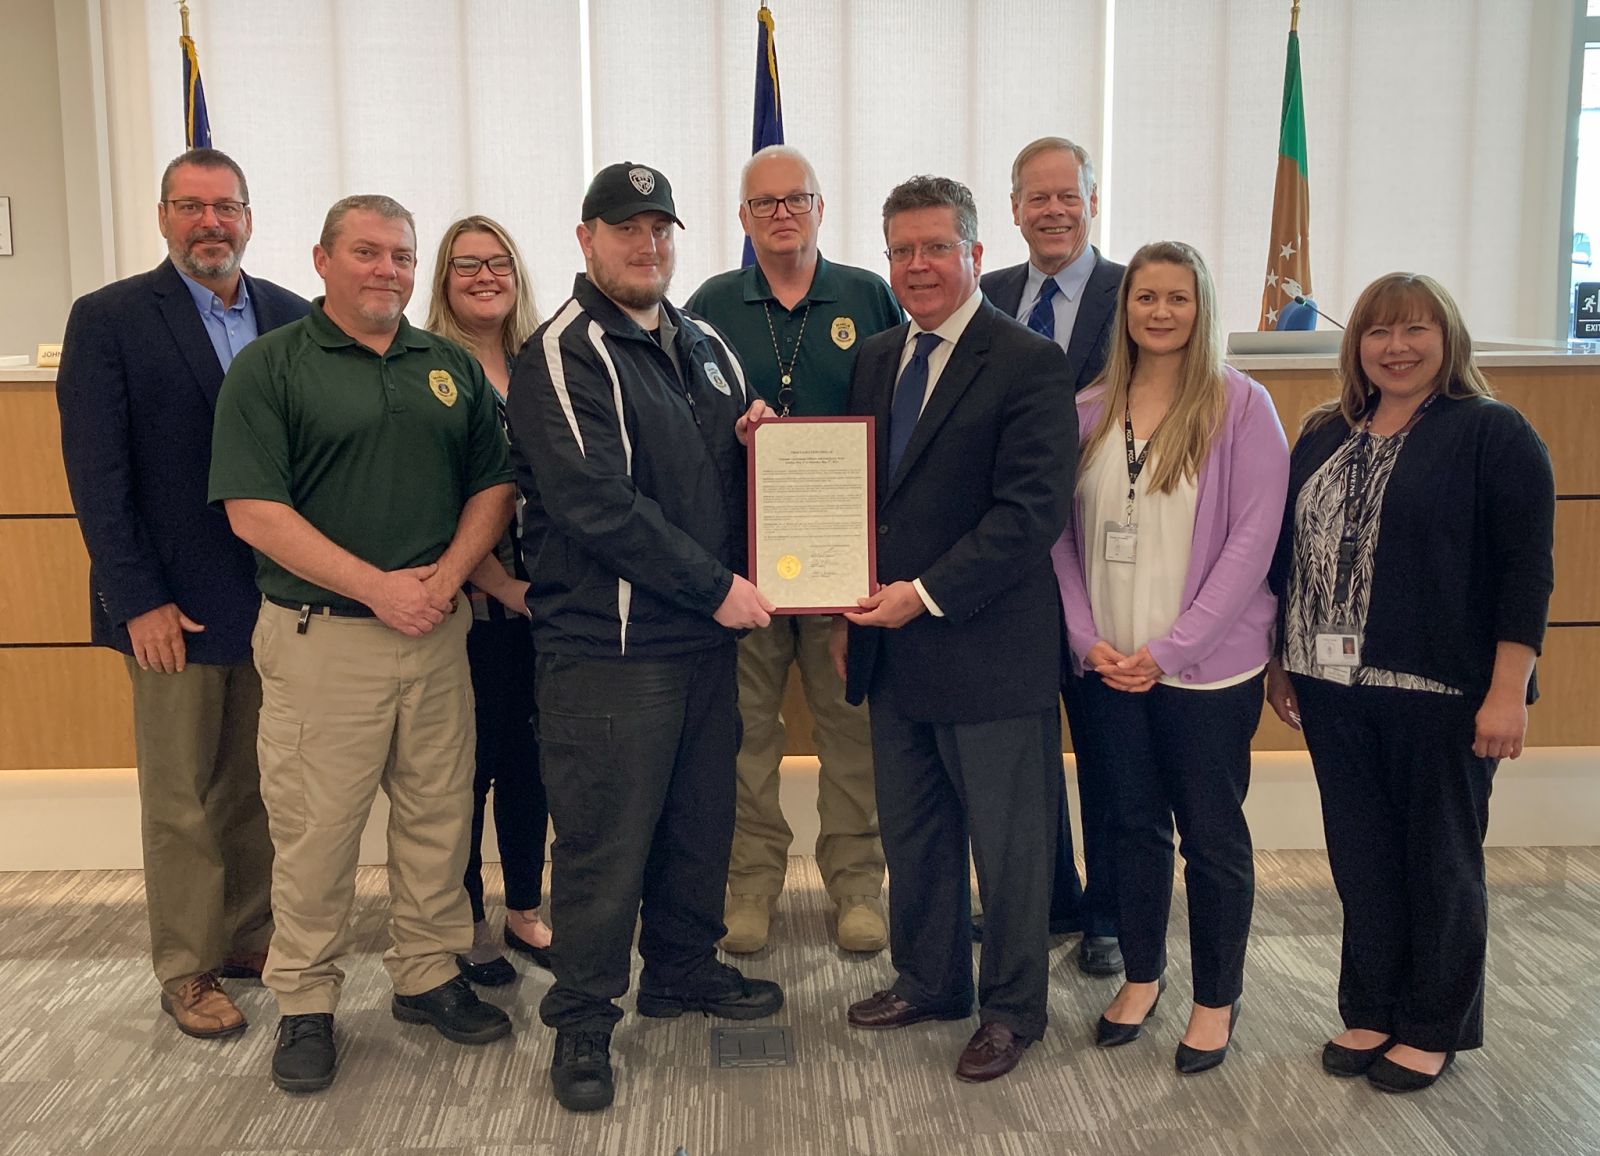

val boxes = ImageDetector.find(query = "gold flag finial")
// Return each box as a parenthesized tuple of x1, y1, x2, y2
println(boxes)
(1291, 0, 1301, 33)
(179, 1, 192, 40)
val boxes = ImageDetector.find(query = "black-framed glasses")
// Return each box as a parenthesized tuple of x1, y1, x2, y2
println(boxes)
(884, 239, 971, 265)
(448, 255, 516, 277)
(163, 198, 248, 222)
(746, 193, 817, 218)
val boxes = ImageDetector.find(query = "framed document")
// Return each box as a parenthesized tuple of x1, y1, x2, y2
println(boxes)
(747, 416, 877, 614)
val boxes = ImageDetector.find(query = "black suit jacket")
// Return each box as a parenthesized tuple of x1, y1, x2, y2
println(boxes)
(980, 248, 1125, 391)
(844, 298, 1078, 723)
(56, 259, 310, 664)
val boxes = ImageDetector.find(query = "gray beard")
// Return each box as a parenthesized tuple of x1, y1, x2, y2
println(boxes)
(175, 243, 241, 280)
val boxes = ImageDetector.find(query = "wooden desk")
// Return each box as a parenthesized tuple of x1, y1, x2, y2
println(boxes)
(3, 354, 1598, 769)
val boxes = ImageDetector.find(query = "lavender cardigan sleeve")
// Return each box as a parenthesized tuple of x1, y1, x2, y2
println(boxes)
(1052, 369, 1290, 683)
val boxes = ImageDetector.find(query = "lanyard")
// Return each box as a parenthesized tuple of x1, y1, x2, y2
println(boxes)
(1122, 404, 1154, 524)
(1331, 393, 1437, 610)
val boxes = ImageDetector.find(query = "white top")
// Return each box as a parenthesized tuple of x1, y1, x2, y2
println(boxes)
(1079, 434, 1260, 690)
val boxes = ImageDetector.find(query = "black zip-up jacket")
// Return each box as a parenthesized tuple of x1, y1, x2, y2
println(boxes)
(506, 274, 749, 658)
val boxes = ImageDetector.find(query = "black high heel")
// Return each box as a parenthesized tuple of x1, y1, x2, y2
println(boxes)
(504, 924, 553, 971)
(1174, 999, 1240, 1075)
(1094, 976, 1166, 1048)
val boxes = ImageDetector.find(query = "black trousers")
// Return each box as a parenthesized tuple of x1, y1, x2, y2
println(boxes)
(536, 644, 739, 1033)
(1053, 672, 1119, 937)
(872, 688, 1058, 1042)
(1293, 675, 1497, 1052)
(463, 616, 545, 920)
(1078, 671, 1262, 1007)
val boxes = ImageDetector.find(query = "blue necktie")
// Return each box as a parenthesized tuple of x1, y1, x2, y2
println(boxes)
(1027, 276, 1061, 341)
(889, 331, 941, 475)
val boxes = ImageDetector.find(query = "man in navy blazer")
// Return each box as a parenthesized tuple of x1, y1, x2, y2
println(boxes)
(837, 176, 1076, 1083)
(978, 136, 1127, 976)
(57, 148, 309, 1041)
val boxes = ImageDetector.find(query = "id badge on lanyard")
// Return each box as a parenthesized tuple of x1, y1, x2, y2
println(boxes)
(1105, 406, 1151, 565)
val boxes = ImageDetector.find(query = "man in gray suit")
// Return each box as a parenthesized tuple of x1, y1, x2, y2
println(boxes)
(978, 135, 1126, 976)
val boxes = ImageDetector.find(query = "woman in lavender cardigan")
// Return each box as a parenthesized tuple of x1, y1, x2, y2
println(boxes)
(1052, 241, 1288, 1075)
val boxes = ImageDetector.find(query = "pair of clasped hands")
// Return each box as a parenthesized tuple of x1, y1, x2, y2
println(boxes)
(728, 400, 926, 638)
(1084, 640, 1164, 692)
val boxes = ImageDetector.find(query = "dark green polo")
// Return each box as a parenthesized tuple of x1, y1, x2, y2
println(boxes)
(208, 298, 512, 612)
(687, 253, 902, 416)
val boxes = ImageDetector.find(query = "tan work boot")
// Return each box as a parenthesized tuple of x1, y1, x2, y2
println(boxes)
(720, 894, 772, 954)
(160, 971, 247, 1038)
(835, 895, 888, 952)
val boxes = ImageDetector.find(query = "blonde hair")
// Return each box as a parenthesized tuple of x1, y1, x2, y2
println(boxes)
(425, 215, 541, 361)
(1305, 272, 1493, 432)
(1080, 241, 1226, 494)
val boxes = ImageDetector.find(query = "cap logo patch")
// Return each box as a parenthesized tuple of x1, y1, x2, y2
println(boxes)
(629, 167, 656, 195)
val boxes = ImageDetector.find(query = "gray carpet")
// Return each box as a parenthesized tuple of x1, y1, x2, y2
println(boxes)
(2, 850, 1598, 1155)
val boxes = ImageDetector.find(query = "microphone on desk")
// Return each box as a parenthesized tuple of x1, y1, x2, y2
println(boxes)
(1292, 295, 1347, 329)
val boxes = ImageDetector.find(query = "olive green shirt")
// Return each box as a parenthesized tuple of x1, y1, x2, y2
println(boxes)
(208, 298, 513, 612)
(686, 254, 902, 417)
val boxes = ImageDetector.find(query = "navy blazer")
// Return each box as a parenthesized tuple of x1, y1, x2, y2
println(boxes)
(56, 259, 310, 664)
(843, 299, 1078, 724)
(980, 248, 1125, 392)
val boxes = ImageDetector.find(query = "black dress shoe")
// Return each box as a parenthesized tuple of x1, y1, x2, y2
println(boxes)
(551, 1029, 613, 1112)
(636, 960, 783, 1020)
(1321, 1036, 1393, 1077)
(1078, 935, 1124, 976)
(1367, 1049, 1455, 1093)
(392, 975, 513, 1044)
(272, 1013, 336, 1093)
(847, 989, 971, 1030)
(1094, 976, 1165, 1048)
(1175, 999, 1240, 1075)
(955, 1022, 1031, 1082)
(503, 925, 553, 971)
(456, 952, 518, 987)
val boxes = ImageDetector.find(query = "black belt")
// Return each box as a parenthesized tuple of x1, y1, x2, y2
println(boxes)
(264, 595, 377, 618)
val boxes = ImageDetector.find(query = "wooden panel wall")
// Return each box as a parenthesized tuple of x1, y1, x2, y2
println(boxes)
(3, 363, 1597, 771)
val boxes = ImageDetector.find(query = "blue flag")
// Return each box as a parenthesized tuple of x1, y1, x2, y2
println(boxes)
(182, 33, 212, 149)
(742, 5, 784, 267)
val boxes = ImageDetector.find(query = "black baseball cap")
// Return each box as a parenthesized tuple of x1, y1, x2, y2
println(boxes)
(581, 162, 684, 228)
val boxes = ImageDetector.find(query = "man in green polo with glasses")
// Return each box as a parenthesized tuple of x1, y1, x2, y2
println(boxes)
(687, 145, 902, 955)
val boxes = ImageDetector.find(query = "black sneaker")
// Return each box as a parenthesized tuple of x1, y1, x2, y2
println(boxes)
(271, 1013, 336, 1093)
(392, 975, 513, 1044)
(636, 959, 784, 1020)
(551, 1029, 614, 1112)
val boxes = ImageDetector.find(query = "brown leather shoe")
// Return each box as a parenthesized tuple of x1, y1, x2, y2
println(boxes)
(160, 972, 247, 1039)
(847, 990, 968, 1030)
(954, 1022, 1030, 1082)
(220, 950, 269, 980)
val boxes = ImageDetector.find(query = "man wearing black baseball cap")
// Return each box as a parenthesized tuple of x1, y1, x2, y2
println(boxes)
(506, 161, 782, 1113)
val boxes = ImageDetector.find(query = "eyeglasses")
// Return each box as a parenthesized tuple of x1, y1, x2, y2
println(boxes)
(163, 198, 248, 222)
(746, 193, 817, 218)
(448, 255, 516, 277)
(884, 240, 971, 265)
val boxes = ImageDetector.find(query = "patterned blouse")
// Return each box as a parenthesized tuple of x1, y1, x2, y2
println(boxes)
(1281, 424, 1461, 695)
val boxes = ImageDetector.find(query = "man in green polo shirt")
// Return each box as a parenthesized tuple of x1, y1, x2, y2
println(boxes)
(209, 194, 516, 1095)
(686, 145, 902, 954)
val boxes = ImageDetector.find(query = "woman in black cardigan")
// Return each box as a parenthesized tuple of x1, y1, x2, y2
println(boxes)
(1266, 273, 1554, 1093)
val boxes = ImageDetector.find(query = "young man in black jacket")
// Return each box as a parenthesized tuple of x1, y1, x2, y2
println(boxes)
(506, 162, 781, 1113)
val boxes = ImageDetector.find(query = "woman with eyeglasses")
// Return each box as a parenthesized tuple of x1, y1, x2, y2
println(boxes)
(1052, 240, 1288, 1075)
(425, 215, 549, 984)
(1267, 273, 1554, 1092)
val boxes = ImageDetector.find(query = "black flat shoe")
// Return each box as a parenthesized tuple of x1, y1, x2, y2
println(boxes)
(1078, 935, 1124, 976)
(504, 924, 553, 971)
(1094, 976, 1166, 1048)
(456, 952, 518, 987)
(1367, 1049, 1454, 1093)
(1175, 999, 1240, 1075)
(1321, 1036, 1393, 1077)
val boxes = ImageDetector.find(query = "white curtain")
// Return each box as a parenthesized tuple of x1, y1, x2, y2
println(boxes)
(99, 0, 1570, 337)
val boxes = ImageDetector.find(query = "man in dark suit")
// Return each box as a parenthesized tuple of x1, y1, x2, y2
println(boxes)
(978, 136, 1127, 976)
(57, 148, 309, 1041)
(836, 176, 1077, 1083)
